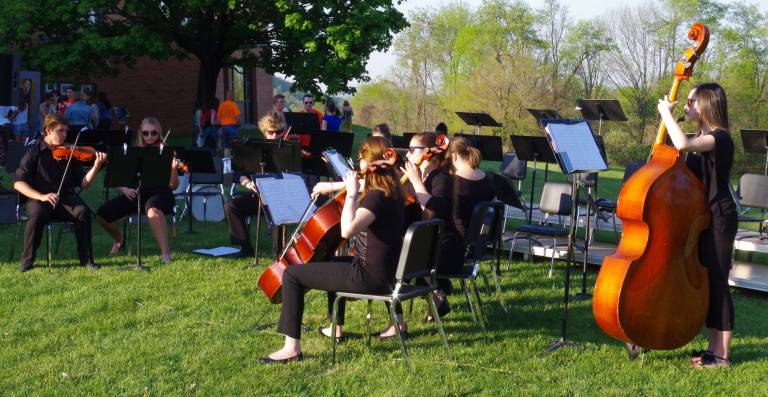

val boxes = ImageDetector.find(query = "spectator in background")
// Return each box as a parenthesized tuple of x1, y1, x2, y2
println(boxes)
(11, 88, 32, 142)
(202, 97, 220, 151)
(218, 89, 241, 157)
(64, 92, 92, 130)
(193, 99, 204, 147)
(81, 90, 100, 129)
(272, 94, 289, 126)
(435, 122, 448, 135)
(60, 87, 75, 115)
(96, 92, 113, 130)
(341, 100, 353, 132)
(38, 91, 59, 137)
(299, 94, 323, 127)
(321, 99, 342, 132)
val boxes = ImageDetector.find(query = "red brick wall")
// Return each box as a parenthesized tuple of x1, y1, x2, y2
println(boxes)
(90, 57, 271, 138)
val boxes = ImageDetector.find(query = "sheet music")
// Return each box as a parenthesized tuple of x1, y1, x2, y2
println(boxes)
(544, 121, 608, 173)
(255, 173, 315, 225)
(193, 246, 240, 256)
(326, 151, 352, 179)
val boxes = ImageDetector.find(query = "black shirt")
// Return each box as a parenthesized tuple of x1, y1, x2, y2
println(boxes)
(684, 129, 736, 214)
(352, 189, 404, 284)
(453, 173, 496, 241)
(14, 140, 86, 198)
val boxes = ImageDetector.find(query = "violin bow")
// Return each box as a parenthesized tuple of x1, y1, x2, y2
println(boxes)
(54, 126, 88, 206)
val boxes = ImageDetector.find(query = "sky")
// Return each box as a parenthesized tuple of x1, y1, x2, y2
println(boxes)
(363, 0, 768, 80)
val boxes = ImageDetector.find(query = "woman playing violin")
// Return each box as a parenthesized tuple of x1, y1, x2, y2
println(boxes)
(95, 117, 180, 263)
(260, 136, 404, 364)
(13, 113, 107, 272)
(658, 83, 737, 369)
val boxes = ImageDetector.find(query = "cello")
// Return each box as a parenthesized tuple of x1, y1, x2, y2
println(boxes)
(257, 148, 399, 303)
(592, 23, 712, 350)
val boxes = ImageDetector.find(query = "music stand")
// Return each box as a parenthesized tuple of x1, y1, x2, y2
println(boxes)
(741, 129, 768, 175)
(455, 112, 503, 135)
(454, 133, 503, 162)
(106, 146, 172, 271)
(543, 120, 607, 353)
(390, 135, 409, 149)
(577, 99, 627, 135)
(509, 135, 558, 223)
(66, 129, 132, 150)
(527, 109, 561, 127)
(284, 112, 320, 132)
(298, 132, 354, 176)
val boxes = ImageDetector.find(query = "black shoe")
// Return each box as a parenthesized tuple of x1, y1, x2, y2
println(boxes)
(84, 262, 101, 270)
(258, 353, 304, 364)
(19, 263, 33, 273)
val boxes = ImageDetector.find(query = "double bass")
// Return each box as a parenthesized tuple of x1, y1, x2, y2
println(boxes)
(592, 23, 711, 350)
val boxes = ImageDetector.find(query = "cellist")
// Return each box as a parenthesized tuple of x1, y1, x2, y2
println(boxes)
(260, 136, 405, 364)
(13, 113, 107, 272)
(657, 83, 737, 368)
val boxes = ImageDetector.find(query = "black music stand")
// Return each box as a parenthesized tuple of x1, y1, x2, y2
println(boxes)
(298, 132, 354, 176)
(285, 112, 320, 132)
(741, 129, 768, 175)
(577, 99, 627, 135)
(453, 133, 503, 162)
(527, 109, 561, 127)
(509, 135, 558, 223)
(543, 120, 607, 353)
(390, 135, 409, 149)
(106, 146, 172, 271)
(456, 112, 503, 135)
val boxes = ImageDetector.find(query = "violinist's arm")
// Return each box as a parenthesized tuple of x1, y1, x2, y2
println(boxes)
(169, 160, 180, 190)
(81, 152, 107, 189)
(340, 170, 375, 238)
(13, 180, 45, 202)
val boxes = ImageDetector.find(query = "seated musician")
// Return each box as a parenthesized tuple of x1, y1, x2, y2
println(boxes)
(95, 117, 179, 264)
(13, 113, 107, 272)
(223, 111, 288, 258)
(260, 136, 404, 364)
(448, 137, 496, 241)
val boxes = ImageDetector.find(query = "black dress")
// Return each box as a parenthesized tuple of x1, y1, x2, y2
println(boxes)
(685, 129, 738, 331)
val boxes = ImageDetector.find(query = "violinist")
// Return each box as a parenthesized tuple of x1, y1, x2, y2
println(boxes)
(13, 114, 107, 272)
(95, 117, 180, 263)
(223, 111, 288, 258)
(260, 136, 404, 364)
(658, 83, 737, 369)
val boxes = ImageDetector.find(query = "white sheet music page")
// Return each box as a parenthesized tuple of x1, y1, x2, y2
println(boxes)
(544, 121, 608, 173)
(255, 174, 314, 225)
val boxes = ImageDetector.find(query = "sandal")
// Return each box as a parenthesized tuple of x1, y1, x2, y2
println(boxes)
(318, 326, 345, 343)
(689, 349, 713, 364)
(692, 354, 730, 369)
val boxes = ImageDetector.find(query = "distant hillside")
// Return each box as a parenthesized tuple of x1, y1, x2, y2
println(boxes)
(271, 75, 351, 109)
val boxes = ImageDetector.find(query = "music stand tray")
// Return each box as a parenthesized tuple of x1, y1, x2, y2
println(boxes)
(285, 112, 320, 132)
(527, 109, 561, 127)
(454, 133, 503, 162)
(741, 129, 768, 174)
(455, 112, 503, 128)
(577, 99, 627, 122)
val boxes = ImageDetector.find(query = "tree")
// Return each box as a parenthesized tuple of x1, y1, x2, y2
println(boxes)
(0, 0, 407, 104)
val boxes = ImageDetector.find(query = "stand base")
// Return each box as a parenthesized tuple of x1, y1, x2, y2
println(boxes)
(573, 292, 592, 300)
(546, 337, 579, 353)
(117, 264, 150, 272)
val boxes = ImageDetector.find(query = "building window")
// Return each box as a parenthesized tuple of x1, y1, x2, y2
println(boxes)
(232, 65, 252, 123)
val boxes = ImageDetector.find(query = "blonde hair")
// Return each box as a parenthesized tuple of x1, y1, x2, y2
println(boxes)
(259, 111, 287, 137)
(358, 136, 403, 203)
(449, 137, 482, 170)
(135, 117, 163, 147)
(43, 113, 68, 133)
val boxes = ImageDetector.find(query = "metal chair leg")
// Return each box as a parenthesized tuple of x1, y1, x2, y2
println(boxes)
(366, 300, 373, 346)
(490, 256, 508, 312)
(331, 296, 341, 365)
(389, 300, 410, 371)
(46, 224, 52, 266)
(469, 278, 487, 329)
(427, 291, 452, 360)
(548, 237, 557, 278)
(54, 225, 64, 255)
(460, 279, 477, 323)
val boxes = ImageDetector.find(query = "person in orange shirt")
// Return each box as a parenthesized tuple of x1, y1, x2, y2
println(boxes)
(217, 89, 241, 156)
(299, 94, 323, 128)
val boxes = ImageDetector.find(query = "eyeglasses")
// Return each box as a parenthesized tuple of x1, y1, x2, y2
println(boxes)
(304, 101, 313, 104)
(408, 145, 426, 153)
(142, 130, 159, 137)
(686, 98, 697, 107)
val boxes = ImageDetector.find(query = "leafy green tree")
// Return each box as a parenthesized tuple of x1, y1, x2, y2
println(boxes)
(0, 0, 407, 103)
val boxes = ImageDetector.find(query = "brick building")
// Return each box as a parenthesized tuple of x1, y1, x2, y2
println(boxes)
(69, 57, 273, 139)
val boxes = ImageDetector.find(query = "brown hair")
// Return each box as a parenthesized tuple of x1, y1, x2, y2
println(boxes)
(43, 113, 68, 133)
(372, 123, 391, 140)
(692, 83, 729, 132)
(358, 136, 403, 203)
(272, 94, 285, 105)
(449, 136, 482, 170)
(412, 131, 448, 170)
(135, 117, 164, 147)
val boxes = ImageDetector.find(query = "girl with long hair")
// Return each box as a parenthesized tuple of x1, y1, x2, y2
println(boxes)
(658, 82, 737, 368)
(261, 136, 405, 363)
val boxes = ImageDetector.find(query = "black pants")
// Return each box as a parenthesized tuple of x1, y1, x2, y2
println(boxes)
(277, 258, 390, 339)
(97, 190, 174, 223)
(699, 207, 739, 331)
(224, 193, 285, 255)
(22, 194, 93, 266)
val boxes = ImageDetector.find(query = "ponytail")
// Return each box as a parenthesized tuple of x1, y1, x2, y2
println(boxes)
(449, 136, 482, 170)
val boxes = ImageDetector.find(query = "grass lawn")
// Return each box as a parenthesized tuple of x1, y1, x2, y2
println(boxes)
(2, 130, 767, 394)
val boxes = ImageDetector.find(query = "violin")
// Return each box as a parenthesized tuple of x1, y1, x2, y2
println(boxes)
(258, 148, 399, 303)
(399, 134, 450, 204)
(52, 144, 99, 162)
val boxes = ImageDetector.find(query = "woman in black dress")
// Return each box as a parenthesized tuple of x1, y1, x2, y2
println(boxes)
(658, 82, 737, 368)
(260, 136, 404, 364)
(448, 137, 496, 243)
(96, 117, 179, 263)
